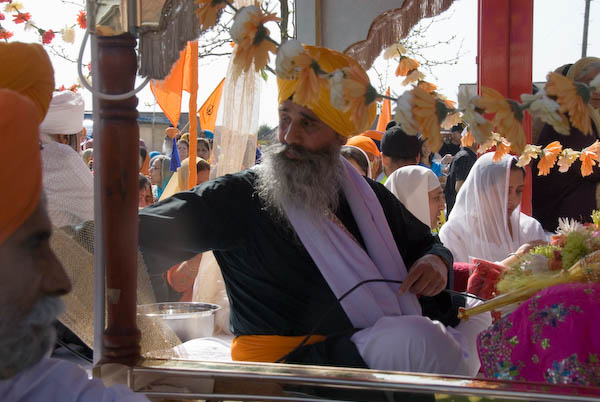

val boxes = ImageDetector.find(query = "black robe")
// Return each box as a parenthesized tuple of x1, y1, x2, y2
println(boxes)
(139, 169, 453, 360)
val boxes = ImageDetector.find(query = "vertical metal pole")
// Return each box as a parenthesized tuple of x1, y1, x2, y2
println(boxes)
(582, 0, 592, 58)
(89, 1, 106, 367)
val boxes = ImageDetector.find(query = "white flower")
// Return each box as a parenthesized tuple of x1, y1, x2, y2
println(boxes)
(60, 26, 75, 44)
(516, 144, 542, 167)
(522, 90, 569, 135)
(401, 69, 425, 86)
(459, 86, 491, 144)
(383, 43, 407, 60)
(590, 73, 600, 92)
(556, 217, 586, 235)
(229, 5, 259, 44)
(24, 20, 36, 31)
(557, 148, 580, 173)
(275, 40, 305, 80)
(393, 91, 419, 135)
(329, 69, 347, 110)
(523, 254, 550, 274)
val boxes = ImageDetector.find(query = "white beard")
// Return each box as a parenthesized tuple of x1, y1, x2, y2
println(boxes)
(255, 143, 345, 222)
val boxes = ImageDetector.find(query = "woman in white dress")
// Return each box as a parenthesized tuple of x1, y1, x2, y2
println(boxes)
(439, 153, 546, 263)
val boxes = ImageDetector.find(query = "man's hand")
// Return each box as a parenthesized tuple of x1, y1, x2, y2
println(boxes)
(399, 254, 448, 296)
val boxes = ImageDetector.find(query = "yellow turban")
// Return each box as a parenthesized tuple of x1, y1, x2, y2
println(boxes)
(0, 42, 55, 122)
(277, 45, 377, 137)
(0, 89, 42, 244)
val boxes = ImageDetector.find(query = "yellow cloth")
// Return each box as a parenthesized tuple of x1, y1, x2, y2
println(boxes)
(0, 42, 54, 122)
(566, 57, 600, 136)
(346, 135, 380, 157)
(159, 157, 204, 201)
(231, 334, 326, 362)
(0, 89, 42, 244)
(277, 45, 376, 137)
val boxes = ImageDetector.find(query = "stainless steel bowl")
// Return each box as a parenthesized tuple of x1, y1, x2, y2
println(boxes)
(137, 302, 221, 342)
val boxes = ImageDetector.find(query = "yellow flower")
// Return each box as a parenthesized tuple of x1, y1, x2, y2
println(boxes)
(580, 141, 600, 177)
(383, 43, 407, 60)
(493, 137, 511, 162)
(441, 111, 462, 130)
(537, 141, 562, 176)
(339, 64, 378, 131)
(521, 91, 570, 135)
(292, 53, 323, 107)
(4, 2, 23, 13)
(402, 69, 425, 86)
(395, 57, 420, 77)
(417, 80, 437, 93)
(460, 129, 475, 147)
(412, 87, 443, 152)
(230, 6, 280, 78)
(517, 144, 542, 167)
(557, 148, 580, 173)
(195, 0, 227, 30)
(546, 72, 591, 135)
(478, 87, 526, 154)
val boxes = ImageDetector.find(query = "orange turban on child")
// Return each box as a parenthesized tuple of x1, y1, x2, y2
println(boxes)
(346, 135, 380, 157)
(0, 89, 43, 244)
(277, 45, 377, 137)
(0, 42, 55, 122)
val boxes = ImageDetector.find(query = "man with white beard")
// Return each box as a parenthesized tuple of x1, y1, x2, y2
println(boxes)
(0, 89, 148, 401)
(139, 45, 490, 375)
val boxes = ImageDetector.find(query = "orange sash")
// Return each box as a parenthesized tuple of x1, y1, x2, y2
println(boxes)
(231, 334, 326, 363)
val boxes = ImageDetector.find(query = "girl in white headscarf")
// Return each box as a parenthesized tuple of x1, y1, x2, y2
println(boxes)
(439, 153, 546, 263)
(384, 165, 444, 230)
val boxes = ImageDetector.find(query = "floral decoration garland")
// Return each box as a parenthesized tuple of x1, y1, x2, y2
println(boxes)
(195, 0, 600, 177)
(0, 0, 86, 45)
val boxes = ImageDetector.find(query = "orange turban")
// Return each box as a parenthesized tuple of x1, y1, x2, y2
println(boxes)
(0, 42, 55, 122)
(360, 130, 383, 143)
(277, 45, 377, 137)
(346, 135, 380, 157)
(0, 89, 42, 244)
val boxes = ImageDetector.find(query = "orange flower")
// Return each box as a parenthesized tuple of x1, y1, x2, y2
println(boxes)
(339, 64, 378, 131)
(493, 137, 511, 162)
(537, 141, 562, 176)
(417, 80, 437, 93)
(546, 72, 591, 135)
(412, 87, 443, 152)
(580, 141, 600, 176)
(293, 55, 324, 107)
(395, 56, 419, 77)
(196, 0, 227, 30)
(77, 10, 87, 29)
(461, 129, 475, 147)
(0, 28, 13, 40)
(230, 6, 280, 78)
(478, 87, 526, 154)
(12, 12, 30, 24)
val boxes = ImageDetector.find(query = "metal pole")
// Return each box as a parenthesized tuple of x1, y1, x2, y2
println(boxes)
(582, 0, 592, 58)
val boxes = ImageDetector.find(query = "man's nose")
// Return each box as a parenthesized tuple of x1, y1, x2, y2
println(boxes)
(42, 250, 72, 296)
(283, 121, 303, 146)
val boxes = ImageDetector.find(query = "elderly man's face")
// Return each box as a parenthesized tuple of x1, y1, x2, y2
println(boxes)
(0, 202, 71, 323)
(278, 100, 343, 154)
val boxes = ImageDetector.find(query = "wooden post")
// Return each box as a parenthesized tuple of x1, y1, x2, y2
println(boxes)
(95, 33, 141, 365)
(478, 0, 533, 215)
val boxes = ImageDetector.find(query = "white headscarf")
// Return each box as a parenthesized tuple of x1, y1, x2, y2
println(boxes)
(439, 153, 546, 263)
(384, 165, 440, 228)
(40, 90, 84, 135)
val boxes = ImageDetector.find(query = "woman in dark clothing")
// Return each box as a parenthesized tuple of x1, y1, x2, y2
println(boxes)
(532, 57, 600, 231)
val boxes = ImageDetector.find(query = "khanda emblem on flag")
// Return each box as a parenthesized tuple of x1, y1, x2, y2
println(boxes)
(206, 104, 214, 116)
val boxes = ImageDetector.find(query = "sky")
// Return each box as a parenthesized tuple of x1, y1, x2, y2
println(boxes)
(4, 0, 600, 128)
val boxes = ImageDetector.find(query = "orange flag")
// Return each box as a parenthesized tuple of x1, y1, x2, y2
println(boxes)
(376, 87, 392, 132)
(198, 78, 225, 132)
(150, 42, 197, 127)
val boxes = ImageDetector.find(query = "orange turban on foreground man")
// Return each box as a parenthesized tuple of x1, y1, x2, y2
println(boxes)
(277, 45, 377, 137)
(0, 42, 54, 122)
(0, 89, 43, 244)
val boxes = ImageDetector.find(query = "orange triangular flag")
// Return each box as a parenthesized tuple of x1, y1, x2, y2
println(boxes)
(198, 78, 225, 132)
(376, 87, 392, 132)
(150, 42, 195, 127)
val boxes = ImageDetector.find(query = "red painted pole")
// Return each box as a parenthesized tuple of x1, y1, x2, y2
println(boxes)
(478, 0, 533, 215)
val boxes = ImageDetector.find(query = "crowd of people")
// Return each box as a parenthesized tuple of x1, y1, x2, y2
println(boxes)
(1, 38, 600, 401)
